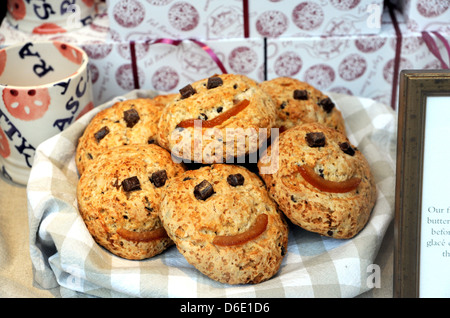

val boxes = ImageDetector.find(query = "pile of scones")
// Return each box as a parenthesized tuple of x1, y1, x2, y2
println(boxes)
(76, 74, 377, 285)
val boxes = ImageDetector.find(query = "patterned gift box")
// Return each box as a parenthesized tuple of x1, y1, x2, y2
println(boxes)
(266, 6, 450, 110)
(107, 0, 246, 41)
(84, 36, 265, 104)
(398, 0, 450, 32)
(106, 0, 384, 42)
(247, 0, 384, 37)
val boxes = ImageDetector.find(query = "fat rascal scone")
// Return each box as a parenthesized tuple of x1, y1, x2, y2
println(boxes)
(159, 164, 288, 284)
(77, 144, 185, 260)
(157, 74, 276, 164)
(259, 77, 346, 133)
(258, 122, 376, 239)
(76, 98, 164, 175)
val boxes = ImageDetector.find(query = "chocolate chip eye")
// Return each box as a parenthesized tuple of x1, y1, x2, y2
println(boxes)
(227, 173, 245, 187)
(281, 245, 286, 256)
(123, 109, 140, 128)
(318, 97, 335, 113)
(198, 113, 208, 121)
(339, 142, 355, 156)
(179, 84, 196, 99)
(94, 126, 110, 142)
(122, 176, 141, 192)
(28, 89, 36, 96)
(150, 170, 167, 188)
(206, 76, 223, 89)
(293, 89, 308, 100)
(194, 180, 214, 201)
(305, 132, 326, 147)
(10, 89, 19, 96)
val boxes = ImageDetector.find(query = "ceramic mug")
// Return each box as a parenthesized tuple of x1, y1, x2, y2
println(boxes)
(6, 0, 97, 34)
(0, 41, 94, 185)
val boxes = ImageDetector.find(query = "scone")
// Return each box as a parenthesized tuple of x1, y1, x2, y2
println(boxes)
(259, 77, 346, 133)
(156, 74, 276, 164)
(77, 144, 185, 260)
(258, 122, 376, 239)
(76, 98, 164, 175)
(151, 93, 177, 108)
(159, 164, 288, 284)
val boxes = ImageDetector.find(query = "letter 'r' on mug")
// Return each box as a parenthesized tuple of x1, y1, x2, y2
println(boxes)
(0, 41, 94, 186)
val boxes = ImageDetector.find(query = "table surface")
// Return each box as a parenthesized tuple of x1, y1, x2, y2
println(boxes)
(0, 176, 394, 298)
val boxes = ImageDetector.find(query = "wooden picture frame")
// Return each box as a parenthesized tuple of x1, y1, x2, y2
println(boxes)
(395, 69, 450, 298)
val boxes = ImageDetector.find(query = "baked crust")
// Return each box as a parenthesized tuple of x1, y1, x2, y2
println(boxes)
(76, 98, 164, 175)
(77, 144, 185, 260)
(258, 122, 376, 239)
(159, 164, 288, 284)
(156, 74, 277, 164)
(259, 77, 346, 133)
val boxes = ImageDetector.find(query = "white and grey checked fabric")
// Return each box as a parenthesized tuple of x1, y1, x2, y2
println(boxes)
(26, 90, 397, 298)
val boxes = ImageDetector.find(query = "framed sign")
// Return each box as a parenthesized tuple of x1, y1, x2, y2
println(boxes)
(395, 70, 450, 298)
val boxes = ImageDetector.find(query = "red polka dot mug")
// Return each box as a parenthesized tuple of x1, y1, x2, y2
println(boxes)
(0, 41, 93, 185)
(6, 0, 97, 34)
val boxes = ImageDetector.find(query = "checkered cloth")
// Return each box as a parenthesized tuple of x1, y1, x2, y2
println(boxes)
(27, 90, 396, 298)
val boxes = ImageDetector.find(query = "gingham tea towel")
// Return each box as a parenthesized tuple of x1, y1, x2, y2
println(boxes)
(27, 90, 397, 298)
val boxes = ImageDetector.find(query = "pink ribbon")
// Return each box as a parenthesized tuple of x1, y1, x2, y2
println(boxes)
(388, 2, 450, 109)
(422, 31, 450, 69)
(388, 3, 402, 110)
(129, 41, 139, 89)
(130, 38, 228, 90)
(243, 0, 249, 38)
